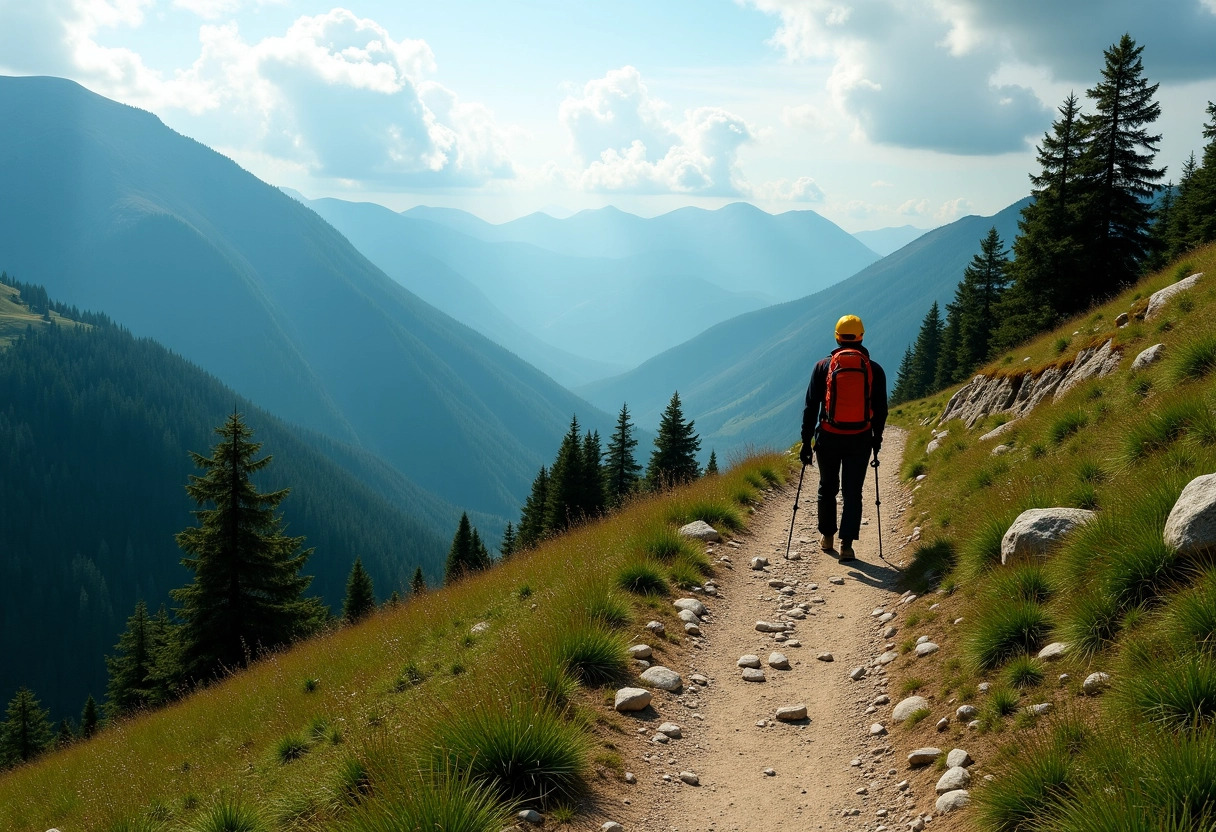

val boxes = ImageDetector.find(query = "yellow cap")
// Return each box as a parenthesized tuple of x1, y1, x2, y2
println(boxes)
(835, 314, 864, 343)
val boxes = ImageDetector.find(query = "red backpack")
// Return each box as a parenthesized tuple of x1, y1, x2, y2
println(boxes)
(822, 349, 873, 434)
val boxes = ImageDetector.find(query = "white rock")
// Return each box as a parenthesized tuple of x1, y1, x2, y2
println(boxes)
(738, 654, 761, 668)
(677, 609, 701, 624)
(651, 732, 669, 744)
(878, 612, 896, 623)
(518, 809, 544, 824)
(742, 668, 767, 682)
(775, 704, 808, 721)
(1164, 474, 1216, 556)
(1059, 673, 1071, 686)
(1001, 508, 1095, 564)
(947, 748, 973, 768)
(645, 620, 666, 636)
(679, 520, 722, 542)
(936, 717, 950, 731)
(763, 767, 776, 776)
(992, 444, 1012, 456)
(673, 598, 708, 617)
(1031, 702, 1054, 716)
(916, 635, 930, 644)
(624, 772, 636, 784)
(1145, 272, 1203, 319)
(926, 437, 944, 454)
(657, 722, 682, 738)
(1132, 343, 1165, 371)
(915, 642, 940, 657)
(684, 623, 702, 636)
(769, 652, 791, 669)
(750, 557, 768, 570)
(907, 747, 942, 766)
(935, 789, 971, 813)
(978, 682, 991, 693)
(910, 817, 926, 831)
(629, 644, 653, 660)
(1083, 672, 1111, 694)
(870, 722, 888, 736)
(850, 666, 868, 681)
(936, 766, 972, 794)
(1038, 642, 1069, 661)
(955, 705, 978, 721)
(892, 696, 930, 722)
(640, 666, 683, 691)
(614, 688, 652, 712)
(679, 771, 700, 786)
(602, 823, 624, 832)
(469, 621, 490, 635)
(829, 576, 845, 585)
(872, 608, 886, 617)
(876, 651, 899, 665)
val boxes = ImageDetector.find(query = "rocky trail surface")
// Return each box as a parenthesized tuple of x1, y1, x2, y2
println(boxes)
(594, 429, 968, 832)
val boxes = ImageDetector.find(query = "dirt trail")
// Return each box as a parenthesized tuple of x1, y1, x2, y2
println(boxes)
(615, 429, 925, 832)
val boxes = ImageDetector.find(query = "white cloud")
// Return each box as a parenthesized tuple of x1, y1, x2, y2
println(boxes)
(896, 196, 972, 220)
(560, 66, 754, 194)
(174, 0, 285, 20)
(756, 175, 825, 202)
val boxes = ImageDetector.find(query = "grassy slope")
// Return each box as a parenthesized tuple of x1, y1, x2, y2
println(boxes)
(0, 282, 84, 345)
(886, 243, 1216, 830)
(0, 454, 787, 831)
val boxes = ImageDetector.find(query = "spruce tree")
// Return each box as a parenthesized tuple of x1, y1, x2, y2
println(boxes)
(517, 466, 549, 548)
(1196, 101, 1216, 245)
(646, 392, 701, 489)
(386, 590, 401, 607)
(445, 513, 475, 584)
(545, 416, 585, 533)
(342, 558, 376, 623)
(171, 413, 325, 682)
(411, 567, 426, 596)
(581, 430, 606, 518)
(105, 600, 168, 719)
(954, 228, 1010, 374)
(934, 301, 961, 391)
(55, 719, 74, 748)
(908, 303, 944, 400)
(603, 403, 641, 508)
(500, 522, 518, 559)
(1, 687, 52, 766)
(706, 450, 719, 475)
(80, 695, 99, 738)
(1078, 34, 1163, 301)
(470, 529, 492, 570)
(891, 346, 916, 404)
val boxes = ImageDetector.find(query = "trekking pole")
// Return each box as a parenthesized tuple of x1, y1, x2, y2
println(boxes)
(871, 452, 885, 562)
(784, 464, 807, 560)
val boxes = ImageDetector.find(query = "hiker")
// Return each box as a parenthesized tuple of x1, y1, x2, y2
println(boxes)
(799, 314, 888, 562)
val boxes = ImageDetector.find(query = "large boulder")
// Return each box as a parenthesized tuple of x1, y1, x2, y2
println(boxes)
(679, 520, 721, 542)
(1164, 474, 1216, 556)
(1145, 272, 1203, 320)
(614, 688, 652, 712)
(1001, 508, 1095, 564)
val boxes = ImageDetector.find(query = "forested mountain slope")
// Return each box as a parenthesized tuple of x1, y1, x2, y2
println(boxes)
(0, 295, 461, 719)
(0, 76, 610, 517)
(581, 199, 1029, 449)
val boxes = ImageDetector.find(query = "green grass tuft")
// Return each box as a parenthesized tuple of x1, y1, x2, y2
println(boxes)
(1004, 654, 1045, 688)
(1122, 656, 1216, 732)
(274, 733, 309, 764)
(1049, 410, 1089, 444)
(976, 736, 1074, 831)
(615, 559, 669, 596)
(1122, 397, 1216, 461)
(1172, 334, 1216, 382)
(635, 525, 698, 562)
(345, 765, 512, 832)
(967, 599, 1053, 671)
(987, 564, 1053, 604)
(550, 620, 629, 686)
(665, 499, 743, 532)
(582, 585, 633, 630)
(187, 795, 266, 832)
(987, 685, 1021, 718)
(900, 539, 957, 593)
(904, 707, 931, 727)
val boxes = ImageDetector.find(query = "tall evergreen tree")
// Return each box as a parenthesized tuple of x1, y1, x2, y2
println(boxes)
(603, 403, 641, 508)
(444, 514, 491, 583)
(891, 346, 917, 405)
(1078, 33, 1163, 302)
(411, 566, 426, 596)
(469, 529, 492, 571)
(545, 416, 586, 533)
(105, 600, 170, 719)
(1, 687, 52, 766)
(908, 303, 944, 400)
(1196, 101, 1216, 244)
(581, 430, 606, 518)
(342, 558, 376, 623)
(954, 228, 1011, 373)
(55, 719, 74, 749)
(499, 522, 518, 560)
(517, 466, 549, 549)
(646, 392, 701, 489)
(80, 695, 99, 739)
(934, 301, 962, 391)
(171, 413, 325, 682)
(705, 450, 719, 475)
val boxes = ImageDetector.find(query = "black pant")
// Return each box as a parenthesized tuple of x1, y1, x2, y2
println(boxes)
(815, 441, 870, 542)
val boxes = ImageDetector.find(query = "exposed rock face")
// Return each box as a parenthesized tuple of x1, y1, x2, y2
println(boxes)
(939, 339, 1122, 428)
(1001, 508, 1095, 564)
(679, 520, 721, 542)
(1132, 343, 1165, 371)
(1145, 272, 1203, 319)
(1164, 474, 1216, 556)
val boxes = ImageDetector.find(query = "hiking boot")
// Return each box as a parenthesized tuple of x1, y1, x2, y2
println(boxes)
(820, 533, 834, 552)
(839, 541, 856, 562)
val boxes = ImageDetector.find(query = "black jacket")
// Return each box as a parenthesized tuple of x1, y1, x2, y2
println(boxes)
(801, 345, 888, 454)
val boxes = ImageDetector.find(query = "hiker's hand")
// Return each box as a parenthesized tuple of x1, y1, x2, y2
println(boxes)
(799, 446, 814, 466)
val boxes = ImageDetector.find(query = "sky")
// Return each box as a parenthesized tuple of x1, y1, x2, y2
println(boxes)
(1, 1, 1215, 229)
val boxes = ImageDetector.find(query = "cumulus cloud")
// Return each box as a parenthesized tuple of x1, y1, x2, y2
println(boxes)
(0, 4, 514, 187)
(560, 66, 754, 194)
(174, 0, 284, 19)
(756, 176, 826, 202)
(898, 196, 972, 221)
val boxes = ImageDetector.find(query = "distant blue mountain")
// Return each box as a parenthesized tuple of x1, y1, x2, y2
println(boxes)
(0, 75, 612, 518)
(852, 225, 930, 256)
(580, 198, 1031, 452)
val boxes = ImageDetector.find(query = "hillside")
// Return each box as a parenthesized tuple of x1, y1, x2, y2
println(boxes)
(0, 287, 467, 720)
(0, 75, 611, 518)
(879, 243, 1216, 830)
(305, 197, 878, 374)
(581, 198, 1029, 448)
(851, 224, 930, 256)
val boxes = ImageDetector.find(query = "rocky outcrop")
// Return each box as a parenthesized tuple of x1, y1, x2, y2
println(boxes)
(1164, 473, 1216, 556)
(939, 339, 1123, 428)
(1145, 272, 1203, 320)
(1001, 508, 1095, 563)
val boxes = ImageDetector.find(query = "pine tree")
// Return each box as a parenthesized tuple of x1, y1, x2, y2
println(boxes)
(705, 450, 719, 475)
(1195, 101, 1216, 245)
(55, 719, 74, 748)
(891, 346, 917, 405)
(517, 466, 550, 548)
(80, 695, 99, 739)
(342, 558, 376, 623)
(171, 413, 326, 682)
(934, 301, 962, 391)
(603, 403, 641, 508)
(908, 303, 944, 400)
(1, 687, 52, 766)
(646, 392, 701, 489)
(1078, 34, 1163, 301)
(470, 529, 492, 571)
(545, 416, 585, 533)
(445, 514, 490, 583)
(411, 567, 426, 596)
(581, 430, 606, 518)
(954, 228, 1011, 374)
(500, 522, 518, 559)
(105, 600, 170, 719)
(386, 590, 401, 607)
